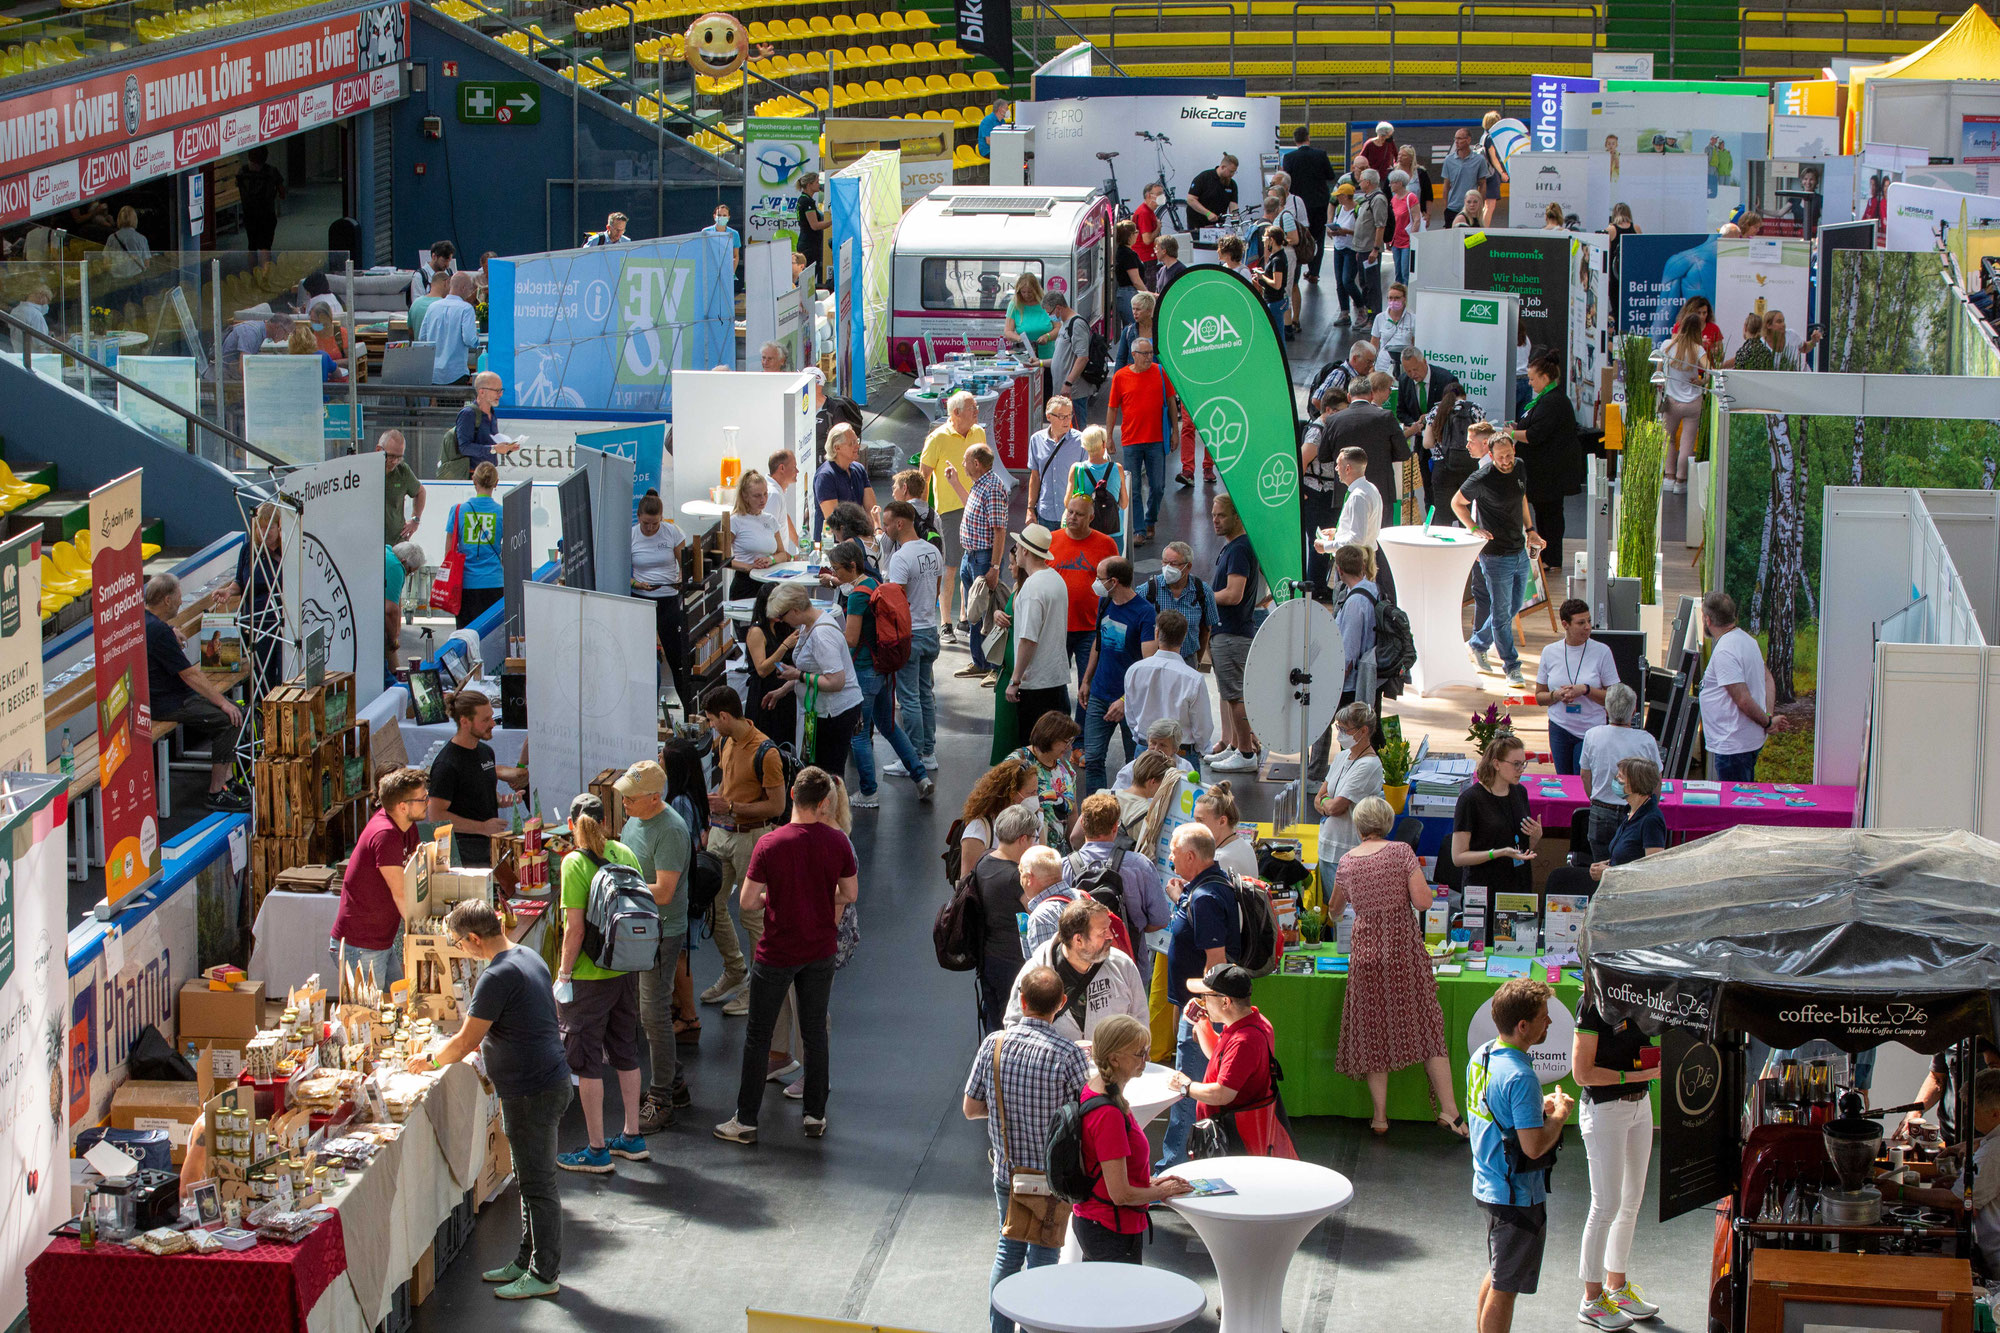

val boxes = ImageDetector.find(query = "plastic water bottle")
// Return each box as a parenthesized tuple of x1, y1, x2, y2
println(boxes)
(60, 728, 73, 776)
(807, 542, 823, 579)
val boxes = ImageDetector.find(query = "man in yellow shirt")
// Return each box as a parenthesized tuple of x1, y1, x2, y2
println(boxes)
(918, 390, 987, 643)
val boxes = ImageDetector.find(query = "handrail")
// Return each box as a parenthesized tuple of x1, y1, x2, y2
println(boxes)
(1291, 2, 1396, 90)
(0, 309, 285, 469)
(1107, 0, 1243, 74)
(1021, 0, 1129, 76)
(1456, 1, 1599, 87)
(1742, 5, 1848, 47)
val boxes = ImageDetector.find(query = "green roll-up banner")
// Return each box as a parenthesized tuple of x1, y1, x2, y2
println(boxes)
(1156, 267, 1303, 591)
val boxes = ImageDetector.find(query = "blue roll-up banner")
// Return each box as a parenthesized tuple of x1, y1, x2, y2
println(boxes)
(1616, 233, 1715, 338)
(577, 421, 669, 519)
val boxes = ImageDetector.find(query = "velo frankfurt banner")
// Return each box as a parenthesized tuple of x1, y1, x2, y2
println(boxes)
(90, 470, 160, 904)
(1156, 267, 1303, 592)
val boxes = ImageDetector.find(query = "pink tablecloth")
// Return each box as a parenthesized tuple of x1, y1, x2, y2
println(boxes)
(1526, 776, 1858, 837)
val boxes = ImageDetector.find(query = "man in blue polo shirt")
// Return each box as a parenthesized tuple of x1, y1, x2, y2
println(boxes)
(1469, 978, 1574, 1333)
(1156, 821, 1240, 1168)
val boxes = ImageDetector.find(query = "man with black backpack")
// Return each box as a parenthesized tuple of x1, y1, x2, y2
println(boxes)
(1059, 793, 1172, 975)
(1047, 287, 1104, 426)
(1158, 822, 1242, 1169)
(615, 761, 692, 1136)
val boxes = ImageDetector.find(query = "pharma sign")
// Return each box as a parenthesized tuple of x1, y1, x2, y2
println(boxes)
(1411, 288, 1518, 426)
(89, 471, 159, 906)
(1156, 266, 1302, 591)
(0, 3, 407, 225)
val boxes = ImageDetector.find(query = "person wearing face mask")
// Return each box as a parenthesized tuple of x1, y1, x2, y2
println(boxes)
(703, 203, 742, 274)
(1138, 542, 1214, 668)
(1078, 556, 1158, 796)
(8, 285, 50, 354)
(1370, 282, 1417, 373)
(1315, 700, 1386, 873)
(1577, 683, 1660, 862)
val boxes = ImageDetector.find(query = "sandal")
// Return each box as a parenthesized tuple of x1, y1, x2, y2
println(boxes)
(1370, 1119, 1390, 1136)
(1436, 1114, 1470, 1139)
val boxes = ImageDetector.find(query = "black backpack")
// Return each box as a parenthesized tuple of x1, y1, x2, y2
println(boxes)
(1071, 314, 1111, 387)
(932, 867, 987, 971)
(1350, 586, 1419, 699)
(1082, 468, 1120, 538)
(1046, 1091, 1123, 1206)
(752, 738, 802, 823)
(577, 849, 663, 973)
(1065, 848, 1144, 953)
(942, 817, 968, 886)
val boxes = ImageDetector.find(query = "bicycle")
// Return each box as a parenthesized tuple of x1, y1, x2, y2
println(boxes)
(1098, 149, 1131, 221)
(1137, 130, 1185, 233)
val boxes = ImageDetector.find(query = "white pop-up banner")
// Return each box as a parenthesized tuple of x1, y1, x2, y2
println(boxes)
(1014, 95, 1282, 213)
(1883, 180, 2000, 251)
(276, 454, 387, 709)
(1510, 151, 1609, 229)
(1411, 288, 1520, 425)
(523, 581, 659, 823)
(1713, 238, 1812, 354)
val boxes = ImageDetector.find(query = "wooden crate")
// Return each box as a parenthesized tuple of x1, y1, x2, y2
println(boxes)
(255, 757, 318, 835)
(316, 721, 373, 807)
(249, 833, 311, 907)
(259, 674, 358, 757)
(587, 767, 624, 832)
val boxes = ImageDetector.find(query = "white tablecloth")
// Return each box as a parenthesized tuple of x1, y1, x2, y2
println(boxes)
(249, 889, 343, 995)
(1376, 525, 1489, 697)
(363, 684, 531, 772)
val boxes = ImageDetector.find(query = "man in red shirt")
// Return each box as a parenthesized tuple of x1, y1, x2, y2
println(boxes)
(1104, 337, 1176, 548)
(330, 766, 429, 988)
(1048, 494, 1119, 708)
(1171, 963, 1298, 1158)
(1132, 183, 1165, 286)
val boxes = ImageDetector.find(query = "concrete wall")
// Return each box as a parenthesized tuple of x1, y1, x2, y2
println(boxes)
(391, 9, 741, 261)
(0, 359, 247, 549)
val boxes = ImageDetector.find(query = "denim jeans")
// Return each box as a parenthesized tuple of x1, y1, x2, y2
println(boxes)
(635, 929, 686, 1097)
(1123, 439, 1169, 530)
(961, 548, 995, 671)
(1067, 629, 1095, 723)
(1587, 801, 1623, 863)
(329, 937, 402, 990)
(991, 1177, 1060, 1332)
(1548, 724, 1585, 776)
(1710, 748, 1761, 781)
(499, 1079, 570, 1281)
(851, 659, 925, 794)
(1468, 550, 1531, 671)
(1333, 247, 1365, 314)
(1083, 693, 1136, 796)
(897, 627, 941, 757)
(1394, 245, 1412, 285)
(737, 955, 835, 1123)
(1157, 1013, 1207, 1167)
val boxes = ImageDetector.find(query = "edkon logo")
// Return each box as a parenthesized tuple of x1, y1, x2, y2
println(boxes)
(1460, 298, 1499, 325)
(1178, 311, 1245, 355)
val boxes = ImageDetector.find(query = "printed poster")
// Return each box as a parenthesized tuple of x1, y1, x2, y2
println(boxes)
(1462, 231, 1571, 378)
(1963, 115, 2000, 165)
(0, 531, 44, 775)
(274, 456, 387, 711)
(1411, 289, 1519, 426)
(744, 117, 821, 245)
(89, 471, 159, 904)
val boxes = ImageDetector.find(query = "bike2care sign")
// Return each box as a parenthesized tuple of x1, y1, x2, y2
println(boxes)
(89, 471, 159, 905)
(1156, 266, 1302, 590)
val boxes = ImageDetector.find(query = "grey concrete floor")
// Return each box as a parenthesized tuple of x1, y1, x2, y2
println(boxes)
(415, 277, 1715, 1333)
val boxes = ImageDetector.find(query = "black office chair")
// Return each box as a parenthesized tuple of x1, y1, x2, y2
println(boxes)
(1545, 863, 1597, 900)
(1392, 817, 1424, 851)
(1567, 808, 1593, 868)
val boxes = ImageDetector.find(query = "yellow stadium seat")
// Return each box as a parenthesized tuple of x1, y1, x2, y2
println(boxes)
(867, 43, 889, 62)
(747, 20, 767, 39)
(809, 14, 831, 33)
(831, 12, 854, 30)
(878, 9, 904, 28)
(855, 10, 880, 30)
(814, 85, 834, 107)
(972, 69, 1002, 91)
(42, 556, 87, 598)
(955, 103, 982, 126)
(51, 542, 90, 581)
(863, 79, 886, 101)
(901, 9, 931, 27)
(829, 85, 851, 107)
(937, 38, 964, 57)
(952, 144, 978, 168)
(925, 73, 948, 93)
(805, 49, 829, 70)
(889, 41, 913, 60)
(841, 44, 869, 66)
(786, 17, 809, 38)
(913, 40, 938, 58)
(948, 70, 972, 91)
(0, 461, 48, 501)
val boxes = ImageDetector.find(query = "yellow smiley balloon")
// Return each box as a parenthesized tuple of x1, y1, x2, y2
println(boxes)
(685, 12, 749, 77)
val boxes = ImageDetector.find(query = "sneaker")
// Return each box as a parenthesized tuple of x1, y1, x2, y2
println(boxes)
(700, 973, 746, 1005)
(1176, 472, 1194, 488)
(803, 1116, 827, 1138)
(483, 1262, 527, 1284)
(670, 1078, 692, 1109)
(1608, 1283, 1659, 1320)
(767, 1058, 802, 1082)
(1469, 644, 1495, 674)
(882, 759, 912, 778)
(606, 1132, 650, 1161)
(1578, 1295, 1634, 1330)
(1505, 665, 1527, 689)
(721, 992, 750, 1017)
(495, 1274, 561, 1300)
(557, 1145, 613, 1174)
(637, 1094, 675, 1135)
(784, 1077, 806, 1100)
(954, 662, 986, 678)
(941, 623, 957, 644)
(917, 776, 936, 802)
(1334, 310, 1352, 325)
(713, 1115, 758, 1144)
(1211, 750, 1259, 773)
(924, 754, 940, 772)
(850, 790, 880, 809)
(981, 672, 999, 688)
(206, 786, 251, 813)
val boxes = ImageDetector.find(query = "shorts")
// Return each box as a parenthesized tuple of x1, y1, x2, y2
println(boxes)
(1480, 1200, 1548, 1294)
(1212, 633, 1253, 703)
(938, 507, 963, 574)
(559, 972, 641, 1073)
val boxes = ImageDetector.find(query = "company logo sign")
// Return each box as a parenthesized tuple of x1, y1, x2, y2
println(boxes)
(128, 133, 174, 183)
(262, 97, 301, 141)
(1529, 75, 1591, 152)
(1774, 1000, 1931, 1038)
(334, 74, 372, 117)
(79, 147, 129, 198)
(298, 86, 334, 129)
(1198, 396, 1250, 470)
(220, 108, 259, 154)
(1181, 104, 1248, 127)
(30, 161, 79, 211)
(175, 118, 220, 167)
(1177, 311, 1246, 356)
(1460, 298, 1500, 325)
(1602, 979, 1711, 1026)
(1674, 1040, 1723, 1117)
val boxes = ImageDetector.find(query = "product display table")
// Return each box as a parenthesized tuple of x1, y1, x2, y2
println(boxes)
(1524, 775, 1858, 837)
(1160, 1156, 1352, 1333)
(992, 1262, 1207, 1333)
(250, 889, 343, 995)
(749, 560, 825, 586)
(1375, 525, 1487, 697)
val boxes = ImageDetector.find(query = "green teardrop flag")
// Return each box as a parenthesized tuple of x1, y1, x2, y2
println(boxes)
(1155, 266, 1303, 592)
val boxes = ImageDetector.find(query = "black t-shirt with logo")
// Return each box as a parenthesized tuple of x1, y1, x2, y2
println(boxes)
(430, 738, 498, 866)
(1188, 168, 1239, 227)
(1577, 999, 1654, 1103)
(1458, 459, 1531, 556)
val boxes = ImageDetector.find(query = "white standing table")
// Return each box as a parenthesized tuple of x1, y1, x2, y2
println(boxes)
(1161, 1156, 1353, 1333)
(992, 1262, 1207, 1333)
(1375, 525, 1488, 697)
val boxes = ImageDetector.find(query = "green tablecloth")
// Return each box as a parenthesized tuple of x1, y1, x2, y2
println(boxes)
(1253, 945, 1637, 1121)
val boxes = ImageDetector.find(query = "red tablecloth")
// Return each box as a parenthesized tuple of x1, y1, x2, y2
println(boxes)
(1526, 776, 1858, 837)
(26, 1211, 346, 1333)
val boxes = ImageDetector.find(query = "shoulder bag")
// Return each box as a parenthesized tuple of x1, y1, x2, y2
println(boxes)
(993, 1036, 1072, 1248)
(429, 503, 466, 614)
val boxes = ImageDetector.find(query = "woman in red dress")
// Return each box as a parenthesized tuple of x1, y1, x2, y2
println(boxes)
(1173, 963, 1299, 1158)
(1330, 795, 1466, 1137)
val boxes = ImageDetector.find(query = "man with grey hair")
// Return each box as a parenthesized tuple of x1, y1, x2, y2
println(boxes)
(813, 423, 875, 541)
(379, 429, 425, 544)
(7, 283, 51, 353)
(1312, 339, 1377, 414)
(218, 312, 291, 382)
(143, 573, 249, 811)
(422, 270, 483, 384)
(1349, 168, 1391, 319)
(1578, 681, 1662, 862)
(1113, 715, 1199, 792)
(1046, 287, 1096, 424)
(920, 389, 986, 637)
(758, 341, 786, 373)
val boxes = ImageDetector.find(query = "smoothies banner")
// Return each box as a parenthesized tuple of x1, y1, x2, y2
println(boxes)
(0, 531, 44, 775)
(0, 774, 72, 1331)
(89, 471, 158, 905)
(1156, 267, 1301, 590)
(744, 117, 820, 245)
(1411, 289, 1520, 426)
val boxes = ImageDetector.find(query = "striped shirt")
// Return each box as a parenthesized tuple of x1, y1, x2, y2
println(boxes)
(959, 468, 1010, 560)
(964, 1015, 1090, 1182)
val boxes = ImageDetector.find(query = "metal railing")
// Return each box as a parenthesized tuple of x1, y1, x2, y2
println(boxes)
(1456, 1, 1600, 87)
(1292, 2, 1397, 89)
(1019, 0, 1130, 75)
(1106, 0, 1243, 71)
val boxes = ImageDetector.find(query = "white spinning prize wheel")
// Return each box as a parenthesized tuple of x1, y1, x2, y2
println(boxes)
(1241, 596, 1344, 828)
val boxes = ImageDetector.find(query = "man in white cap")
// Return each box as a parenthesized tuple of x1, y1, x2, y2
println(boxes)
(615, 760, 691, 1135)
(1002, 523, 1073, 741)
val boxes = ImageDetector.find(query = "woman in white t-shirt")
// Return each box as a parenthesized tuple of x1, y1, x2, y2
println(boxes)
(630, 489, 694, 718)
(959, 756, 1041, 875)
(1659, 310, 1710, 495)
(725, 469, 790, 600)
(763, 582, 864, 771)
(1196, 782, 1261, 882)
(1315, 702, 1386, 877)
(1535, 598, 1619, 777)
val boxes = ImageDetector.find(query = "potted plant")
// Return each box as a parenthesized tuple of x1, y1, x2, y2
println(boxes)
(1380, 736, 1412, 815)
(1297, 906, 1324, 948)
(1467, 703, 1514, 753)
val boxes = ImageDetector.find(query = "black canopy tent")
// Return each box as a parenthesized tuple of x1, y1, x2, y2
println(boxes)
(1580, 827, 2000, 1330)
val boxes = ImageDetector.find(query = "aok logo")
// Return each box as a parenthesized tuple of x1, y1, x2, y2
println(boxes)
(1178, 312, 1244, 355)
(1460, 298, 1499, 325)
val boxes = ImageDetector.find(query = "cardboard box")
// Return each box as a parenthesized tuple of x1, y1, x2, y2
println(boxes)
(178, 978, 267, 1041)
(110, 1052, 212, 1162)
(197, 1038, 250, 1089)
(411, 1242, 437, 1305)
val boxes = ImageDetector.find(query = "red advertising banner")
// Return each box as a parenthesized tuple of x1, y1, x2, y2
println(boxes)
(88, 471, 159, 905)
(0, 3, 406, 223)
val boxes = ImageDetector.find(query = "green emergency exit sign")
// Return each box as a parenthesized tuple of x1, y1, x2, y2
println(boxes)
(457, 81, 541, 125)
